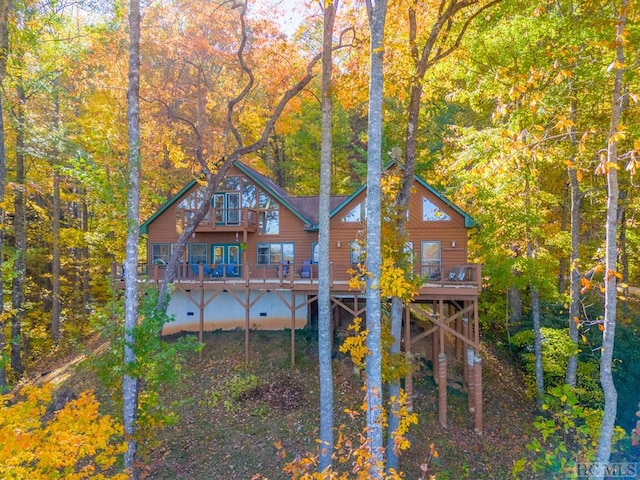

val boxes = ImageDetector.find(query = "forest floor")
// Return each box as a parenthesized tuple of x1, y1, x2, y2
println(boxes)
(82, 329, 537, 480)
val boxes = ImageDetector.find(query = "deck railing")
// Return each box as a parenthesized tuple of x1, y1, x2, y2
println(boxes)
(112, 262, 481, 291)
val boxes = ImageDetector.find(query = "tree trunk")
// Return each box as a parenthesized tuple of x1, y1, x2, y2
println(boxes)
(51, 85, 62, 341)
(123, 0, 141, 477)
(558, 182, 569, 294)
(594, 2, 625, 476)
(318, 0, 337, 472)
(11, 81, 27, 376)
(386, 296, 403, 472)
(531, 286, 544, 406)
(365, 0, 388, 475)
(0, 0, 9, 391)
(617, 189, 629, 315)
(566, 85, 581, 387)
(507, 285, 522, 325)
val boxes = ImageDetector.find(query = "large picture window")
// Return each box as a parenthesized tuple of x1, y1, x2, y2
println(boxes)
(257, 242, 294, 265)
(188, 243, 208, 265)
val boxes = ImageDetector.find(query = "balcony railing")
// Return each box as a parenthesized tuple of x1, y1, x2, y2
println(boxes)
(177, 207, 258, 232)
(112, 262, 481, 292)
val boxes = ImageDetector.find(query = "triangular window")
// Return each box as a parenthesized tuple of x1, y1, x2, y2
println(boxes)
(343, 203, 365, 222)
(422, 197, 450, 221)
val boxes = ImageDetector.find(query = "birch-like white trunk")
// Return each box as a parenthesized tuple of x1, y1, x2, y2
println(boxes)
(365, 0, 388, 475)
(594, 2, 625, 476)
(123, 0, 141, 477)
(318, 0, 337, 472)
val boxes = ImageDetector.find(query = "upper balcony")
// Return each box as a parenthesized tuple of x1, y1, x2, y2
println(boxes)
(177, 207, 258, 233)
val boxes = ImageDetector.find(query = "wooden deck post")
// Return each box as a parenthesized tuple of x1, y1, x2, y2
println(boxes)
(474, 354, 483, 434)
(467, 347, 475, 413)
(404, 305, 413, 412)
(244, 288, 250, 362)
(455, 317, 462, 360)
(432, 330, 439, 384)
(462, 317, 469, 382)
(199, 287, 204, 361)
(291, 292, 296, 367)
(438, 352, 447, 427)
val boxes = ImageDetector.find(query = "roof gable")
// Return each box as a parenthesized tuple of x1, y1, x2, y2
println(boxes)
(140, 161, 315, 234)
(141, 161, 475, 234)
(329, 168, 475, 228)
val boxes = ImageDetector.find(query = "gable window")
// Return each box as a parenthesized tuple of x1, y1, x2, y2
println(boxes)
(188, 243, 208, 265)
(421, 241, 441, 280)
(257, 242, 294, 265)
(422, 198, 450, 221)
(343, 203, 365, 222)
(258, 191, 280, 234)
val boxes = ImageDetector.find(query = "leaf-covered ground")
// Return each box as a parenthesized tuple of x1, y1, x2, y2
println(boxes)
(133, 329, 537, 480)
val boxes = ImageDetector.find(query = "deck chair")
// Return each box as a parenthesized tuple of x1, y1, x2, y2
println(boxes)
(191, 263, 200, 276)
(300, 260, 311, 278)
(280, 260, 290, 278)
(226, 263, 237, 277)
(456, 267, 467, 281)
(211, 263, 224, 277)
(448, 267, 459, 281)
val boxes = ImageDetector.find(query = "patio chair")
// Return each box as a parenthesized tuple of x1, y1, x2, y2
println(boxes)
(280, 260, 290, 278)
(456, 267, 467, 281)
(448, 267, 459, 281)
(299, 259, 311, 279)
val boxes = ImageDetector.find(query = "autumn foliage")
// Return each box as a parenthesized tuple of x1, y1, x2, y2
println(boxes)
(0, 384, 126, 479)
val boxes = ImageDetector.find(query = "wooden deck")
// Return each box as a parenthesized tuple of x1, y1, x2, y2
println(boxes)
(112, 262, 481, 299)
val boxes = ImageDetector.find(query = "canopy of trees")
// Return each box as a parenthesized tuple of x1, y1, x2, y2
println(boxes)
(0, 0, 638, 478)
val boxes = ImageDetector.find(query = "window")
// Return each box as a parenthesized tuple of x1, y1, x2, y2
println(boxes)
(259, 209, 279, 234)
(257, 243, 294, 265)
(218, 176, 241, 191)
(151, 244, 171, 264)
(343, 203, 365, 222)
(312, 242, 319, 263)
(421, 241, 441, 280)
(242, 183, 256, 208)
(350, 241, 364, 264)
(188, 243, 207, 265)
(422, 197, 450, 221)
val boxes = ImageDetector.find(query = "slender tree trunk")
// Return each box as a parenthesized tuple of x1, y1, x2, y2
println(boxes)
(386, 296, 403, 472)
(558, 182, 569, 294)
(11, 81, 27, 376)
(594, 2, 625, 476)
(365, 0, 387, 475)
(123, 0, 141, 477)
(531, 286, 544, 406)
(318, 0, 337, 473)
(81, 196, 90, 314)
(566, 85, 581, 387)
(0, 0, 9, 392)
(51, 85, 62, 341)
(617, 189, 629, 315)
(507, 285, 522, 325)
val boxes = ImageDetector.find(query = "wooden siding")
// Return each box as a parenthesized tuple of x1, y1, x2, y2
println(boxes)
(144, 166, 472, 278)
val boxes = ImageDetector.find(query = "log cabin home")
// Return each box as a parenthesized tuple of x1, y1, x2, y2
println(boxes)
(130, 160, 485, 432)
